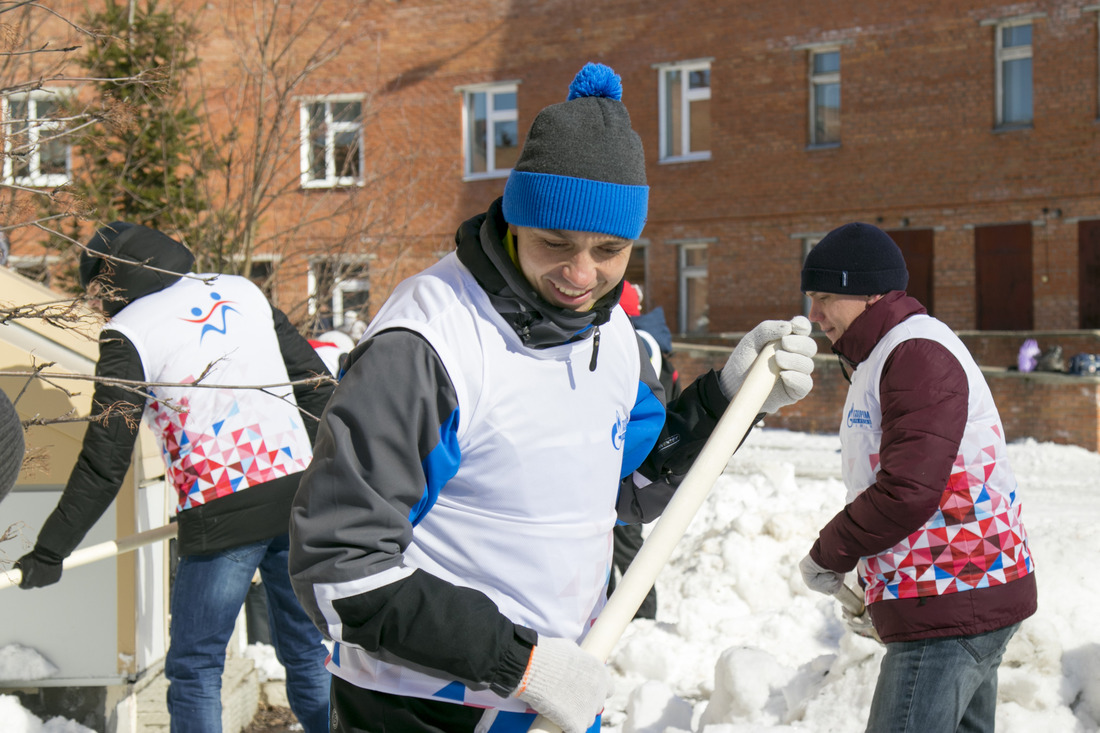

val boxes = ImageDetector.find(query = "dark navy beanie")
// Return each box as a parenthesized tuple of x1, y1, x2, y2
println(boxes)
(801, 222, 909, 295)
(503, 62, 649, 240)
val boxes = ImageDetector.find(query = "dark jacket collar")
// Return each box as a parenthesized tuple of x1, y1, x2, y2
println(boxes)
(455, 197, 622, 349)
(832, 291, 928, 369)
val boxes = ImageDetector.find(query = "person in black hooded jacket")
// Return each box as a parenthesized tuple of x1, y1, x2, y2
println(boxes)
(15, 222, 335, 733)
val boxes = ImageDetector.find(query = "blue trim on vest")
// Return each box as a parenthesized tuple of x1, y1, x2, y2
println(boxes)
(433, 680, 467, 702)
(620, 381, 664, 478)
(409, 407, 462, 525)
(503, 171, 649, 240)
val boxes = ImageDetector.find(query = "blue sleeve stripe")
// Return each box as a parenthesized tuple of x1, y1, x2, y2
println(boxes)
(409, 407, 461, 525)
(621, 381, 664, 478)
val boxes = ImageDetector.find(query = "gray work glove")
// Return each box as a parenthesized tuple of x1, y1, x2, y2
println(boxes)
(719, 316, 816, 414)
(799, 553, 845, 595)
(514, 637, 610, 733)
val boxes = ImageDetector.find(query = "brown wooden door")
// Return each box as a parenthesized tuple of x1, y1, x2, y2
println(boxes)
(974, 223, 1033, 330)
(887, 228, 934, 316)
(1079, 220, 1100, 328)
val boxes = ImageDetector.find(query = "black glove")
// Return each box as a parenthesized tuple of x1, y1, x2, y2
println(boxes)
(16, 548, 64, 589)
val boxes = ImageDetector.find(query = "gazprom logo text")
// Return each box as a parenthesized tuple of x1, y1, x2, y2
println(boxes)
(847, 406, 873, 429)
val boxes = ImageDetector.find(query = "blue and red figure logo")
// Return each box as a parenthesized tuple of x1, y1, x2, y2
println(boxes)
(182, 291, 240, 342)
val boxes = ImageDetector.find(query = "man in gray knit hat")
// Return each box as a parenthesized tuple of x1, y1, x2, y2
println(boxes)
(288, 62, 816, 733)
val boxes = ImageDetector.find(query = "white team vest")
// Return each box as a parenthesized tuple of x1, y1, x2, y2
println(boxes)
(331, 253, 641, 710)
(108, 275, 313, 512)
(841, 315, 1033, 603)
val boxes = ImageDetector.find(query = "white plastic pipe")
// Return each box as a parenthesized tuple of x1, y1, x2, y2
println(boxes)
(529, 343, 780, 733)
(0, 522, 178, 590)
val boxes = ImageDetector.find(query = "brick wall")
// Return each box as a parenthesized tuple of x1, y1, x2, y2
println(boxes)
(672, 332, 1100, 451)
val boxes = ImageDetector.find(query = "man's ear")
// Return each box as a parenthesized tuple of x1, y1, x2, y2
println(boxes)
(868, 294, 885, 306)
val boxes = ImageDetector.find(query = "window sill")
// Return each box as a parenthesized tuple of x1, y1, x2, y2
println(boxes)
(463, 171, 510, 182)
(805, 142, 841, 151)
(658, 152, 711, 165)
(300, 179, 365, 190)
(993, 122, 1033, 134)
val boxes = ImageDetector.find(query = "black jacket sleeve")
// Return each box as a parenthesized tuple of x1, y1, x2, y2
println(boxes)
(289, 329, 534, 695)
(271, 306, 335, 446)
(35, 330, 146, 561)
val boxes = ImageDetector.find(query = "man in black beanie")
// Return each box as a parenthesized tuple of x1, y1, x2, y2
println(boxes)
(288, 62, 817, 733)
(16, 222, 335, 733)
(797, 221, 1037, 732)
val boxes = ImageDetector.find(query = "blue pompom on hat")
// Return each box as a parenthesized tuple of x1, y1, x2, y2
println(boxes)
(503, 62, 649, 240)
(801, 222, 909, 295)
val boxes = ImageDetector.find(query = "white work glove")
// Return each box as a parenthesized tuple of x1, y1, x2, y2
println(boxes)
(719, 316, 816, 414)
(799, 553, 845, 596)
(514, 637, 611, 733)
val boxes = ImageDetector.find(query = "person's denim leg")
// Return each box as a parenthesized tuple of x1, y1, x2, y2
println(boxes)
(866, 622, 1020, 733)
(166, 540, 267, 733)
(258, 533, 331, 733)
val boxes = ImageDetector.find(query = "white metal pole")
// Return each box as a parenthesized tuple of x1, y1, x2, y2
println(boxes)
(0, 522, 178, 591)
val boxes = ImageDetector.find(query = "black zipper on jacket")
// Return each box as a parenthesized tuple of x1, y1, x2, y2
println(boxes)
(589, 326, 600, 371)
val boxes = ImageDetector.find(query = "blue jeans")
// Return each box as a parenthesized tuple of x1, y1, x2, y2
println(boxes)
(866, 623, 1020, 733)
(165, 533, 331, 733)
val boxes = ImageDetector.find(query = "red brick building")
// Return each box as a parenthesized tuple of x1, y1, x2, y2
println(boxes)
(9, 0, 1100, 337)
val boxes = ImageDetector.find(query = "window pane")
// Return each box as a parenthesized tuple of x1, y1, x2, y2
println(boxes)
(684, 247, 707, 268)
(331, 101, 361, 123)
(688, 69, 710, 90)
(1003, 58, 1032, 123)
(493, 91, 516, 112)
(467, 93, 487, 173)
(689, 98, 710, 153)
(665, 70, 683, 157)
(35, 98, 58, 119)
(333, 130, 359, 177)
(41, 137, 67, 175)
(813, 51, 840, 74)
(685, 277, 708, 334)
(1003, 24, 1031, 48)
(308, 104, 326, 179)
(814, 82, 841, 143)
(494, 119, 519, 169)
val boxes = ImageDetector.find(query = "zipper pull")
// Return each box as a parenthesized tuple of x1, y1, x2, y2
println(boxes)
(589, 326, 600, 371)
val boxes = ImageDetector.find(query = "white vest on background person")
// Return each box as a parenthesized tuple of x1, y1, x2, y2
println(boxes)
(108, 274, 313, 513)
(840, 314, 1033, 604)
(330, 252, 641, 710)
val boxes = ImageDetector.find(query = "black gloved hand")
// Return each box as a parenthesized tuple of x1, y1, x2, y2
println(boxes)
(16, 548, 64, 589)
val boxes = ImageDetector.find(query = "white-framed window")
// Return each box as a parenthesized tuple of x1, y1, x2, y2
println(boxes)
(677, 242, 708, 334)
(809, 48, 841, 146)
(656, 59, 711, 163)
(7, 254, 60, 286)
(308, 255, 373, 333)
(240, 253, 280, 298)
(2, 89, 72, 187)
(995, 21, 1033, 127)
(298, 95, 364, 188)
(459, 81, 519, 180)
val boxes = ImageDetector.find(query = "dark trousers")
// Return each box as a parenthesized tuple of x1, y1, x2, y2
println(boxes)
(331, 677, 483, 732)
(607, 523, 657, 620)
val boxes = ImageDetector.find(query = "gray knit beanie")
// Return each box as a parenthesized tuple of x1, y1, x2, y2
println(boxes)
(0, 390, 25, 502)
(503, 62, 649, 240)
(801, 222, 909, 295)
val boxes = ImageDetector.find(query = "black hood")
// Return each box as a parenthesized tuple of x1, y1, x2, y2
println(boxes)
(455, 198, 622, 349)
(81, 222, 196, 316)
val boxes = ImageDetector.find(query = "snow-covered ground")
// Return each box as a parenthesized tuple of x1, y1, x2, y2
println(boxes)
(3, 427, 1098, 732)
